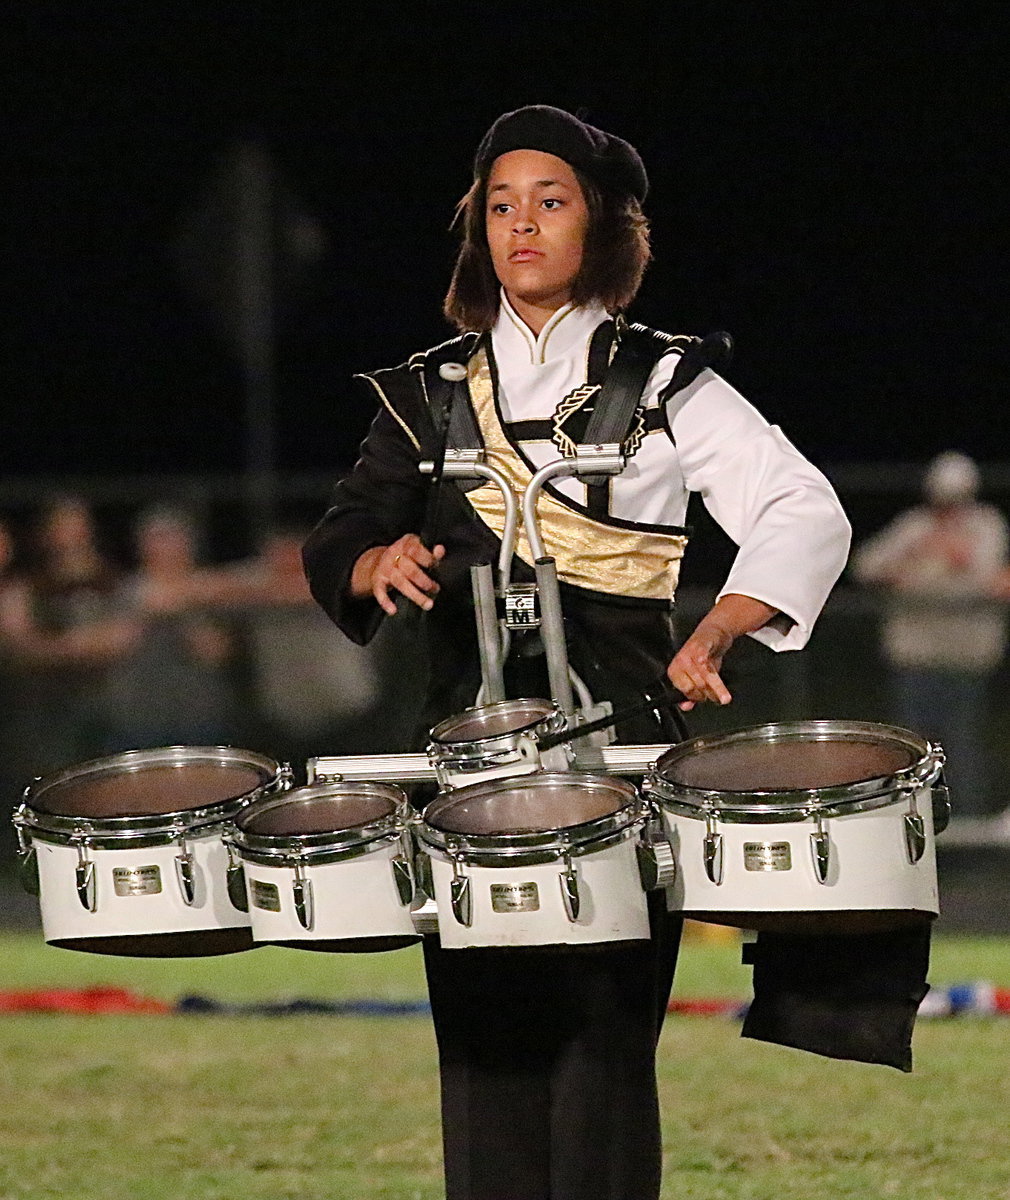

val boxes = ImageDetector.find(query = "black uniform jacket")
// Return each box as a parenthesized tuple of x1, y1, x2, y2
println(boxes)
(303, 339, 932, 1073)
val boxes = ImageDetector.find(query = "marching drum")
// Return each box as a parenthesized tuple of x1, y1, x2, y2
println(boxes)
(427, 698, 569, 789)
(15, 746, 286, 956)
(418, 772, 659, 949)
(644, 720, 947, 935)
(226, 781, 420, 952)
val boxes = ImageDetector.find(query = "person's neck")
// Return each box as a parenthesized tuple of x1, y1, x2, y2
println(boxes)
(506, 291, 573, 336)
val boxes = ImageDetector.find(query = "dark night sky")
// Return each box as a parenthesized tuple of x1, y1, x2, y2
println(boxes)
(3, 3, 1005, 483)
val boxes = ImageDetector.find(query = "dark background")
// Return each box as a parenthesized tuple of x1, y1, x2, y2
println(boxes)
(2, 3, 1004, 482)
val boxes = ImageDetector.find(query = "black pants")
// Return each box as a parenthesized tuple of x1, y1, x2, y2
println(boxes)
(423, 893, 683, 1200)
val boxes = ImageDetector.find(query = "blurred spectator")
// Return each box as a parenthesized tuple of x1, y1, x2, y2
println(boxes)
(0, 516, 19, 682)
(1, 517, 28, 843)
(852, 452, 1008, 826)
(96, 505, 241, 753)
(214, 523, 409, 768)
(2, 496, 133, 776)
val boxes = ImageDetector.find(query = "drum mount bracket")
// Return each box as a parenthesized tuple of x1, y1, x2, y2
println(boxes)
(225, 844, 250, 912)
(173, 827, 198, 907)
(446, 844, 472, 928)
(636, 811, 676, 891)
(292, 859, 314, 931)
(559, 851, 580, 922)
(902, 791, 927, 865)
(703, 810, 724, 886)
(809, 811, 831, 884)
(72, 835, 97, 912)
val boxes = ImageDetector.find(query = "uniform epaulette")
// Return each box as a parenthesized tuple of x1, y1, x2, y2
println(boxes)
(407, 331, 482, 372)
(624, 323, 698, 357)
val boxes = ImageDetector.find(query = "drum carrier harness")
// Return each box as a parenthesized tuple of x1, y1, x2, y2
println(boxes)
(417, 321, 734, 541)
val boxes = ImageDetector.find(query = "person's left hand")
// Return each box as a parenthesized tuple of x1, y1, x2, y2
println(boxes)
(666, 621, 734, 710)
(665, 594, 780, 710)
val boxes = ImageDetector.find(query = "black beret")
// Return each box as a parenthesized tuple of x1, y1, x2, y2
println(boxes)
(474, 105, 648, 203)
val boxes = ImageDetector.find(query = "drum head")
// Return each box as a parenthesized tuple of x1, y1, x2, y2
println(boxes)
(654, 721, 925, 796)
(26, 747, 279, 820)
(425, 773, 635, 836)
(238, 785, 401, 837)
(430, 698, 557, 745)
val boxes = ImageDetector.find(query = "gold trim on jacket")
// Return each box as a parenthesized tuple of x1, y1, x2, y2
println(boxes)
(462, 348, 687, 601)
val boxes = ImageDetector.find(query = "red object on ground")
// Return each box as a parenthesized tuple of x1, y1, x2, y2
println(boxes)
(0, 986, 172, 1015)
(668, 997, 744, 1017)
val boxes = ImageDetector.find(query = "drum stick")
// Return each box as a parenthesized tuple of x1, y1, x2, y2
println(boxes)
(419, 362, 467, 550)
(537, 678, 688, 750)
(393, 362, 465, 623)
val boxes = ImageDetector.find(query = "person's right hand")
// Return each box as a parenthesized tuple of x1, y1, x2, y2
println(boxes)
(352, 535, 446, 616)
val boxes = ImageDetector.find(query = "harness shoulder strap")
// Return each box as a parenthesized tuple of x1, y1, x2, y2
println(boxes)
(414, 332, 483, 451)
(658, 330, 735, 424)
(579, 324, 692, 492)
(413, 332, 482, 547)
(582, 324, 685, 445)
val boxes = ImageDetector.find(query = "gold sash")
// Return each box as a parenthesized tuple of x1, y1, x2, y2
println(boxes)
(462, 348, 687, 600)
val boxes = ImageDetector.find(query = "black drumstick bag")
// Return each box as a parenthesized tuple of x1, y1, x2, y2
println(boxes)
(741, 925, 932, 1072)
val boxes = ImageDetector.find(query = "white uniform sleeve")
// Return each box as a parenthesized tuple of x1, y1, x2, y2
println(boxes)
(668, 370, 852, 651)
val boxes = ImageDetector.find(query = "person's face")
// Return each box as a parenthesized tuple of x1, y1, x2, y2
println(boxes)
(43, 499, 95, 555)
(485, 149, 589, 323)
(140, 520, 194, 573)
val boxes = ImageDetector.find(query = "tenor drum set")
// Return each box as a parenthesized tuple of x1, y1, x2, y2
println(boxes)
(11, 443, 949, 958)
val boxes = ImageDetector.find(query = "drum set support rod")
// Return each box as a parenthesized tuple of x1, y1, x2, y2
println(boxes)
(522, 447, 625, 723)
(421, 453, 520, 586)
(534, 555, 574, 717)
(425, 444, 626, 727)
(423, 453, 517, 703)
(471, 562, 505, 702)
(306, 743, 674, 787)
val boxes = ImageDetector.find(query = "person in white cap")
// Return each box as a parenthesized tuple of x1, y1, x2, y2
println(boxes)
(853, 451, 1008, 828)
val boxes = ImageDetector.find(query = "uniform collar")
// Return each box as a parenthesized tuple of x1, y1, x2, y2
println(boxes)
(493, 290, 611, 366)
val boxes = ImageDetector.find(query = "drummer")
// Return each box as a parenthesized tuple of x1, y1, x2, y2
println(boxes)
(304, 105, 850, 1200)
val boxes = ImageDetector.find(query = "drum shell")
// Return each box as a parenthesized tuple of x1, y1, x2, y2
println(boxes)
(426, 838, 650, 949)
(419, 772, 651, 949)
(17, 745, 284, 957)
(32, 829, 252, 955)
(427, 698, 568, 789)
(646, 720, 943, 935)
(237, 842, 419, 952)
(228, 782, 420, 953)
(659, 792, 938, 933)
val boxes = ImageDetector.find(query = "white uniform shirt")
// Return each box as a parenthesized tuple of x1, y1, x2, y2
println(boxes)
(491, 294, 851, 652)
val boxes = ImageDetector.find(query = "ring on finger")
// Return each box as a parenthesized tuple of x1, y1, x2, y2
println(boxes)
(393, 553, 402, 565)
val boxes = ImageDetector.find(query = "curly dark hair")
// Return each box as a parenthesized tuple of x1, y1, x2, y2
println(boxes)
(442, 167, 651, 332)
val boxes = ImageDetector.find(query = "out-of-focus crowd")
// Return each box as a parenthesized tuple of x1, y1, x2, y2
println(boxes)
(3, 451, 1010, 858)
(851, 452, 1010, 839)
(0, 496, 420, 833)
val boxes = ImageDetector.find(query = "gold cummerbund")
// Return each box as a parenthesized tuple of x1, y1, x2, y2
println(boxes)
(462, 348, 686, 600)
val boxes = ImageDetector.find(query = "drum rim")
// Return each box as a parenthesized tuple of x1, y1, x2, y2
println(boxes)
(428, 697, 564, 753)
(18, 745, 284, 843)
(228, 781, 408, 864)
(645, 719, 944, 820)
(418, 771, 647, 864)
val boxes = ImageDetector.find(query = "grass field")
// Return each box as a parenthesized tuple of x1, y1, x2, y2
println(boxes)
(1, 930, 1009, 1199)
